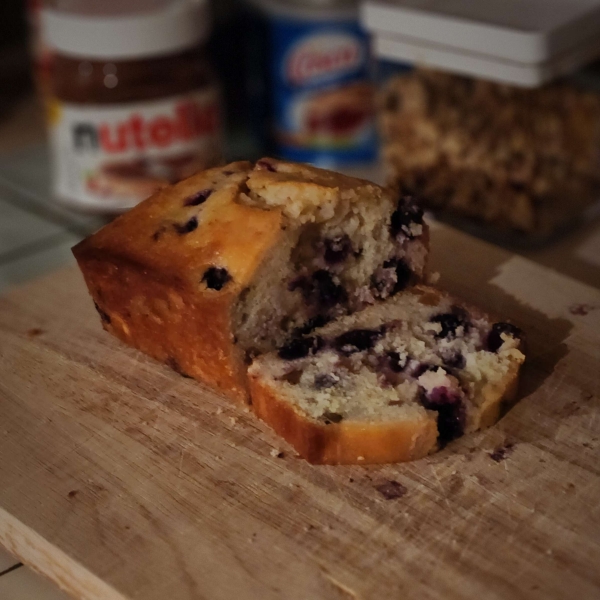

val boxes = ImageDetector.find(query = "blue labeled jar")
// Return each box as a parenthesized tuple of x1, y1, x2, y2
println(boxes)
(250, 0, 377, 168)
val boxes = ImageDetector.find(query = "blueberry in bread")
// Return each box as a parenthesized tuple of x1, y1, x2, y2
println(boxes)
(248, 285, 525, 464)
(73, 158, 429, 402)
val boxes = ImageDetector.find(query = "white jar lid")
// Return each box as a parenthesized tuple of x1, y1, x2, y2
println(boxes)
(362, 0, 600, 87)
(42, 0, 210, 60)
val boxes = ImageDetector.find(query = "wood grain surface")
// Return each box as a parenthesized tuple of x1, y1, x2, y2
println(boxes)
(0, 224, 599, 600)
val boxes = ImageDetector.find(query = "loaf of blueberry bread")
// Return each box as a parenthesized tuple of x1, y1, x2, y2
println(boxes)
(73, 158, 429, 402)
(248, 285, 525, 464)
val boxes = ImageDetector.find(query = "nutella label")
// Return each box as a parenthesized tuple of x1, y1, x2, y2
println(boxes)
(49, 89, 222, 211)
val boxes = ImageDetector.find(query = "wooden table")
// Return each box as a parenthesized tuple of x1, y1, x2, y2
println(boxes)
(1, 223, 599, 600)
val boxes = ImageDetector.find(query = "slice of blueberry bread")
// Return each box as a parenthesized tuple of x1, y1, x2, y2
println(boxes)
(73, 158, 429, 402)
(248, 285, 525, 463)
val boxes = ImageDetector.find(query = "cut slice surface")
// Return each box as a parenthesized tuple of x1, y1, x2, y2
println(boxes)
(248, 285, 526, 464)
(231, 157, 430, 356)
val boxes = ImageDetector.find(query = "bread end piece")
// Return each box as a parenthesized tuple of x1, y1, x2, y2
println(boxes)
(250, 375, 439, 464)
(73, 248, 250, 403)
(72, 162, 266, 403)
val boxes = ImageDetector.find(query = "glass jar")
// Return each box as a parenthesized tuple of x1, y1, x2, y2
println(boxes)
(249, 0, 378, 169)
(43, 0, 222, 213)
(378, 64, 600, 246)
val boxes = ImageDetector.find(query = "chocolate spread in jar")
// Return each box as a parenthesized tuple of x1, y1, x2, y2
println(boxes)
(43, 0, 222, 213)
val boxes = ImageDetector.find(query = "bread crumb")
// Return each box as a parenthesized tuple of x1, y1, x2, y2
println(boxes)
(375, 480, 407, 500)
(270, 448, 285, 458)
(427, 271, 440, 284)
(489, 441, 515, 463)
(229, 416, 237, 426)
(357, 456, 365, 461)
(216, 407, 223, 415)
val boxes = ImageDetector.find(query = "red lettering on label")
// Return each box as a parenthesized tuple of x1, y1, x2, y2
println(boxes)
(99, 123, 128, 152)
(149, 116, 175, 147)
(129, 114, 145, 150)
(94, 99, 219, 154)
(288, 39, 362, 85)
(176, 102, 196, 140)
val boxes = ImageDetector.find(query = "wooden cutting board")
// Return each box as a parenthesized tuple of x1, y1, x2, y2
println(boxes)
(1, 223, 599, 600)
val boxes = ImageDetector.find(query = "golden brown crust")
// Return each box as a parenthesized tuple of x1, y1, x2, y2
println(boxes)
(75, 254, 250, 402)
(249, 375, 439, 465)
(476, 367, 521, 430)
(73, 162, 283, 402)
(250, 367, 522, 465)
(75, 162, 283, 290)
(252, 157, 372, 185)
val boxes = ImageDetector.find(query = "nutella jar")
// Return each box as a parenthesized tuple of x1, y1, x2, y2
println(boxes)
(27, 0, 54, 100)
(43, 0, 222, 213)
